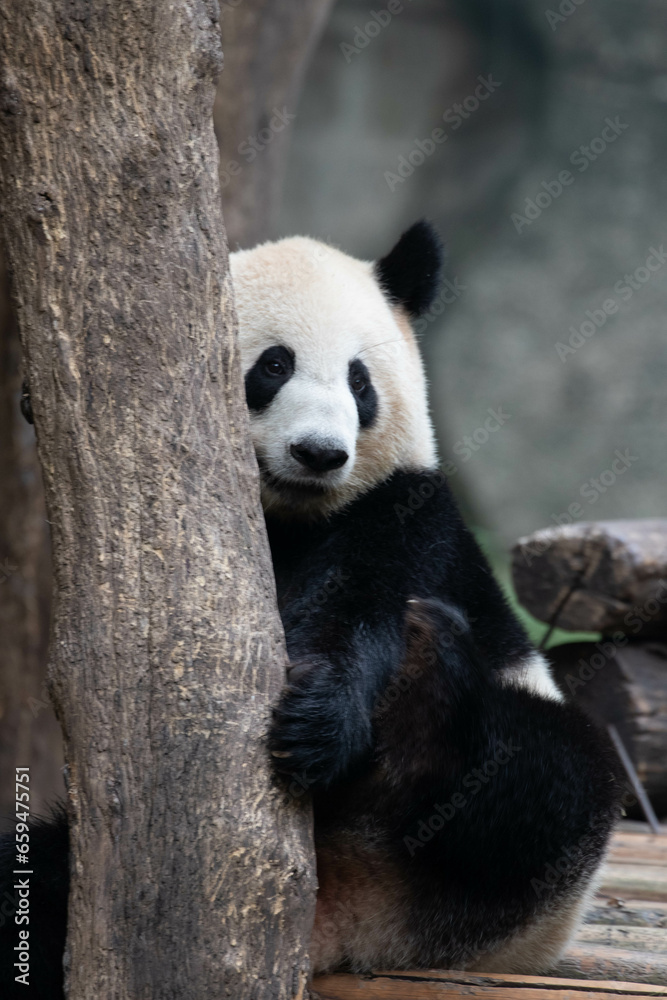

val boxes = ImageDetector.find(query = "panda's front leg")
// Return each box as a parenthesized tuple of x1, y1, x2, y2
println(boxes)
(268, 650, 383, 789)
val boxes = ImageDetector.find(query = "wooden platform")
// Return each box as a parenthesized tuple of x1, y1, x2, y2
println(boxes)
(312, 823, 667, 1000)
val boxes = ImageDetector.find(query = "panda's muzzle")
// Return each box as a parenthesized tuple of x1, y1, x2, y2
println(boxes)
(290, 440, 349, 474)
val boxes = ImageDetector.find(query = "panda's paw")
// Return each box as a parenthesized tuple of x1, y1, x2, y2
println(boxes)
(268, 661, 371, 789)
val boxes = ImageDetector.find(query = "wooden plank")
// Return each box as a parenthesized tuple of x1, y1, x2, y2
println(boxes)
(617, 822, 663, 835)
(311, 970, 667, 999)
(556, 946, 667, 987)
(611, 831, 667, 847)
(574, 924, 667, 953)
(617, 822, 664, 835)
(610, 834, 667, 850)
(586, 899, 667, 928)
(608, 836, 667, 866)
(607, 852, 667, 868)
(600, 863, 667, 901)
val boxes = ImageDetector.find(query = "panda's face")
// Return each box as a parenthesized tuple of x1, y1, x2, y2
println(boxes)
(230, 230, 439, 518)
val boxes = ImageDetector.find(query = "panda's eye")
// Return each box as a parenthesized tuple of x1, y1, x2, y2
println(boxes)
(348, 358, 377, 428)
(265, 359, 286, 376)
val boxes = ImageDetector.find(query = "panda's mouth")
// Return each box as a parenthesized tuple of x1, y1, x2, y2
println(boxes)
(261, 469, 333, 498)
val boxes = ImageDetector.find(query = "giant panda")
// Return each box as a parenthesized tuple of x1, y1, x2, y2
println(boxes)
(233, 221, 622, 972)
(0, 222, 622, 994)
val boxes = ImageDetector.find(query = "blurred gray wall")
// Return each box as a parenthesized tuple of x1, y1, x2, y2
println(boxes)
(276, 0, 667, 544)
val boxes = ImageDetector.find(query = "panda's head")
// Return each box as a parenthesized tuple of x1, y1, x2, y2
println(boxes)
(231, 221, 443, 518)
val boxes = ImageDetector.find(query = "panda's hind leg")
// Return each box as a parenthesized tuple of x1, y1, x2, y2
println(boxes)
(367, 598, 622, 975)
(469, 877, 599, 975)
(372, 597, 491, 792)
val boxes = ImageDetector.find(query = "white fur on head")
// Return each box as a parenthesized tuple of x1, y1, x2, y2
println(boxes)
(230, 236, 437, 518)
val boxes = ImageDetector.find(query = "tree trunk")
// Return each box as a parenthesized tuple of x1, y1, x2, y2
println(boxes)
(215, 0, 335, 248)
(0, 0, 335, 818)
(0, 3, 315, 998)
(0, 251, 62, 818)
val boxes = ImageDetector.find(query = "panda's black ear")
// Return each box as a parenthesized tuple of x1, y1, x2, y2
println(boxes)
(374, 220, 444, 318)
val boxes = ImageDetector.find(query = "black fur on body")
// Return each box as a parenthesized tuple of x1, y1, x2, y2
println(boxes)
(269, 469, 536, 786)
(268, 473, 622, 970)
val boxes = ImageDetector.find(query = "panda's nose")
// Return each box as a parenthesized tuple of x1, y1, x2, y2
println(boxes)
(290, 441, 349, 473)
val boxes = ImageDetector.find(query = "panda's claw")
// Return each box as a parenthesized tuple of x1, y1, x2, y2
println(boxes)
(268, 663, 372, 788)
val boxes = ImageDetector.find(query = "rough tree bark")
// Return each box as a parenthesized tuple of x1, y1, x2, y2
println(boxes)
(0, 2, 315, 998)
(215, 0, 335, 248)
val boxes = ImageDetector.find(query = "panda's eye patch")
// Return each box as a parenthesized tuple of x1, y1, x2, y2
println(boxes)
(348, 358, 378, 429)
(245, 345, 295, 412)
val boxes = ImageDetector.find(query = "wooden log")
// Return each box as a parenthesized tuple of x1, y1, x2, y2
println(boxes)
(554, 946, 667, 986)
(311, 969, 667, 999)
(600, 863, 667, 902)
(585, 899, 667, 928)
(608, 836, 667, 868)
(574, 924, 667, 954)
(547, 642, 667, 817)
(616, 822, 663, 834)
(511, 520, 667, 635)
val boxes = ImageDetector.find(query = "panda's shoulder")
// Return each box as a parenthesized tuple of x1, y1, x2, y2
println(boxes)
(349, 468, 458, 519)
(307, 469, 465, 583)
